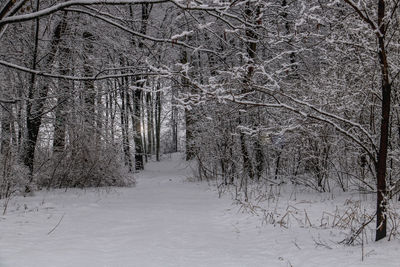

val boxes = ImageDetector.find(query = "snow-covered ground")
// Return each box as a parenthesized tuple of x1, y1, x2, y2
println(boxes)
(1, 153, 399, 267)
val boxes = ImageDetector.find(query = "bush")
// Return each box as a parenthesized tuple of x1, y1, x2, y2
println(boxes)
(36, 137, 134, 189)
(0, 154, 29, 199)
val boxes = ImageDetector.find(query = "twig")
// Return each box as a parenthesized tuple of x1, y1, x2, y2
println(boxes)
(313, 236, 332, 250)
(304, 209, 312, 227)
(47, 213, 65, 235)
(341, 212, 376, 245)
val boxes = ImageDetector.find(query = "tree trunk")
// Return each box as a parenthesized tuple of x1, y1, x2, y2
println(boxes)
(254, 137, 264, 181)
(238, 1, 260, 181)
(141, 92, 147, 163)
(133, 82, 144, 170)
(82, 31, 96, 133)
(119, 71, 133, 171)
(375, 0, 389, 241)
(185, 108, 194, 160)
(53, 16, 70, 154)
(180, 49, 195, 160)
(155, 88, 161, 161)
(23, 8, 68, 178)
(96, 83, 103, 147)
(146, 91, 153, 157)
(1, 104, 12, 156)
(171, 87, 178, 153)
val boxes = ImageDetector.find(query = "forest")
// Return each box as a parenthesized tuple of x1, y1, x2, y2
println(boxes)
(1, 0, 400, 263)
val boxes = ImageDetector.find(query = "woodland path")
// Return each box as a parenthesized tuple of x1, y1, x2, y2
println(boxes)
(0, 154, 275, 266)
(0, 153, 395, 267)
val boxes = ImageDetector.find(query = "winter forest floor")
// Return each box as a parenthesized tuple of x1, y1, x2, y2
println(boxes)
(0, 153, 399, 267)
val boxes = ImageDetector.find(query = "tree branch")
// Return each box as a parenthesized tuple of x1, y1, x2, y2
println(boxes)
(0, 59, 167, 81)
(65, 7, 217, 55)
(343, 0, 378, 33)
(0, 0, 169, 26)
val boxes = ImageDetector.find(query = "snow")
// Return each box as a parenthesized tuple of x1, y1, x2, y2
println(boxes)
(0, 153, 399, 266)
(171, 31, 193, 40)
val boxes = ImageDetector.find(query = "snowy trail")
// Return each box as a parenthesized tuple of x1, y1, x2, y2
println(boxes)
(0, 154, 399, 266)
(0, 154, 273, 267)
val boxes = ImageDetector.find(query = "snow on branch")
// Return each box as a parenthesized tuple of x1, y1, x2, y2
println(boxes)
(0, 0, 169, 26)
(275, 87, 377, 153)
(0, 59, 165, 81)
(171, 31, 194, 40)
(227, 94, 377, 164)
(65, 8, 218, 55)
(183, 75, 378, 164)
(342, 0, 378, 35)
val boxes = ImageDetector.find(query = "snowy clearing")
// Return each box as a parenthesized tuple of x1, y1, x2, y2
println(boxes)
(0, 154, 399, 267)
